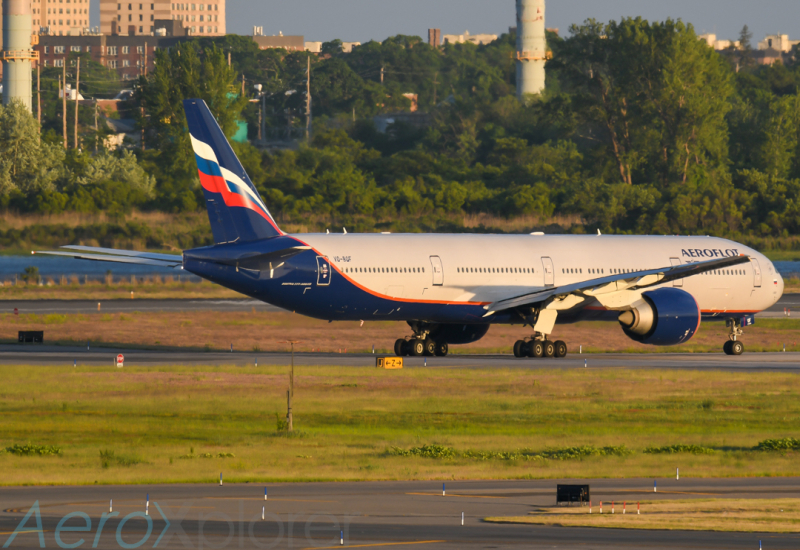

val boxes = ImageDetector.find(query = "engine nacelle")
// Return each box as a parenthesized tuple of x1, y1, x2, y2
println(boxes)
(429, 324, 490, 345)
(618, 288, 700, 346)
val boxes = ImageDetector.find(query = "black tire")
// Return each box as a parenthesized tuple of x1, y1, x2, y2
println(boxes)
(435, 341, 449, 357)
(543, 340, 556, 358)
(723, 340, 733, 355)
(731, 341, 744, 356)
(513, 340, 524, 358)
(423, 339, 437, 356)
(529, 340, 544, 358)
(394, 339, 406, 357)
(554, 340, 568, 358)
(410, 339, 425, 356)
(401, 340, 411, 356)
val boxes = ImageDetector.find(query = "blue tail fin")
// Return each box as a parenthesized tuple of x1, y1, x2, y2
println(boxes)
(183, 98, 282, 244)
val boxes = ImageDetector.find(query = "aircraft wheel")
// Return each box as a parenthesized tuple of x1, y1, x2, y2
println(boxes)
(423, 338, 437, 356)
(731, 341, 744, 356)
(394, 339, 406, 357)
(723, 341, 732, 355)
(513, 340, 524, 358)
(528, 340, 544, 358)
(554, 340, 568, 358)
(435, 341, 448, 357)
(410, 339, 425, 356)
(543, 340, 556, 358)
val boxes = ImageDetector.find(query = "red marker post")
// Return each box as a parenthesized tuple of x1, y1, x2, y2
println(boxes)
(116, 354, 124, 368)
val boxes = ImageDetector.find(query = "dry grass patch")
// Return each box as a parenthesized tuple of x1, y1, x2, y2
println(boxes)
(2, 309, 800, 354)
(486, 498, 800, 533)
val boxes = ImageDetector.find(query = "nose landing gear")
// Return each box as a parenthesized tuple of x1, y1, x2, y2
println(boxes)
(513, 335, 567, 358)
(723, 318, 745, 356)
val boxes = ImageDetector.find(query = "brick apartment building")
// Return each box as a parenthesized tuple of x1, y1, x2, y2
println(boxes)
(99, 0, 225, 37)
(35, 21, 189, 80)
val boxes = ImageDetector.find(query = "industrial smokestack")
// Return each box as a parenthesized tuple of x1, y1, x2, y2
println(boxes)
(516, 0, 546, 101)
(2, 0, 35, 111)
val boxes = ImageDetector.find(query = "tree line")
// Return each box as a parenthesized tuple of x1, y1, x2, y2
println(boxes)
(2, 18, 800, 246)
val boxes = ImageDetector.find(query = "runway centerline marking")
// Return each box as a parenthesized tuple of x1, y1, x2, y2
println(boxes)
(302, 541, 446, 550)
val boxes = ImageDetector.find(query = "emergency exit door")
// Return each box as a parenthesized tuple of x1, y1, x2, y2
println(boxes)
(752, 258, 762, 288)
(541, 257, 554, 287)
(430, 256, 444, 286)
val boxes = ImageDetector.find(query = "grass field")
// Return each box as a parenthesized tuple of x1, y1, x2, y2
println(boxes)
(485, 498, 800, 533)
(2, 309, 800, 354)
(1, 364, 799, 485)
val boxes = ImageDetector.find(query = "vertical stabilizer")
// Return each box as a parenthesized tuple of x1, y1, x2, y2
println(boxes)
(183, 98, 282, 244)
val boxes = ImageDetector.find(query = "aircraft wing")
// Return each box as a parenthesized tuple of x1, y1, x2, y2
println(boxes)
(484, 255, 752, 316)
(32, 245, 183, 268)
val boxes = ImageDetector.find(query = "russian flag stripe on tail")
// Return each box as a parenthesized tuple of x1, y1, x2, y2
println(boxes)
(184, 98, 282, 244)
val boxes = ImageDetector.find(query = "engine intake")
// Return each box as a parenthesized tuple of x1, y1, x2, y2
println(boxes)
(618, 288, 700, 346)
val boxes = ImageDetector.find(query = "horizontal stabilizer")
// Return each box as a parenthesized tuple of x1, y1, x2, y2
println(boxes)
(33, 246, 183, 269)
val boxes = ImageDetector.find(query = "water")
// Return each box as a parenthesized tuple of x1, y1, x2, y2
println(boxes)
(773, 262, 800, 279)
(0, 255, 197, 283)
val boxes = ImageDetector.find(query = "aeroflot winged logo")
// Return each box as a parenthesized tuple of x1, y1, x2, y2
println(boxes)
(189, 133, 279, 230)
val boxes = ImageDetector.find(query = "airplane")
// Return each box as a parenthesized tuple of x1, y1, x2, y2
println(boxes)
(35, 99, 784, 358)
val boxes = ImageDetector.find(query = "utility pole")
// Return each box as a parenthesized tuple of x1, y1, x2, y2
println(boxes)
(241, 73, 245, 96)
(286, 390, 293, 432)
(380, 65, 384, 85)
(261, 92, 266, 141)
(94, 100, 99, 153)
(36, 64, 41, 129)
(227, 51, 231, 66)
(433, 71, 439, 105)
(144, 41, 147, 76)
(74, 57, 80, 150)
(61, 64, 67, 149)
(305, 56, 311, 140)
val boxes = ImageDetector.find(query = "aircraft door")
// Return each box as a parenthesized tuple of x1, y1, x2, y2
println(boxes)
(541, 257, 555, 287)
(430, 256, 444, 286)
(751, 258, 762, 288)
(316, 256, 331, 286)
(670, 257, 683, 287)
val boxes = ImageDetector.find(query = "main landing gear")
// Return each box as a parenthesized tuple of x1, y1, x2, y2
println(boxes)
(723, 318, 745, 356)
(513, 335, 568, 359)
(394, 323, 448, 357)
(394, 337, 448, 357)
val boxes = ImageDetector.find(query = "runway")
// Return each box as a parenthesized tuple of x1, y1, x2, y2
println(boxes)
(1, 293, 798, 316)
(2, 345, 800, 370)
(2, 479, 799, 549)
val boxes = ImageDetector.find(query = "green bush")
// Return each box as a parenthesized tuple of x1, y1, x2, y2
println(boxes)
(754, 438, 800, 451)
(643, 445, 715, 455)
(5, 444, 62, 456)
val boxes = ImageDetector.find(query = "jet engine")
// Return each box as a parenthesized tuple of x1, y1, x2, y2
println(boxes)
(618, 288, 700, 346)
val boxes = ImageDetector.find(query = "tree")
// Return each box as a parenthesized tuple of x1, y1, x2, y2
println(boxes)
(0, 100, 66, 195)
(738, 25, 754, 69)
(551, 18, 734, 186)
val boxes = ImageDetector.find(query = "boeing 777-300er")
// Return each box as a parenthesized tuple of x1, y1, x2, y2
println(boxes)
(36, 99, 784, 358)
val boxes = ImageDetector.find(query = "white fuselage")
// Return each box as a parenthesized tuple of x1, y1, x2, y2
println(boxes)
(299, 233, 783, 316)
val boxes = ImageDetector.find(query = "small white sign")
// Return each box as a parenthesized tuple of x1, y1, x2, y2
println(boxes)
(116, 354, 124, 368)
